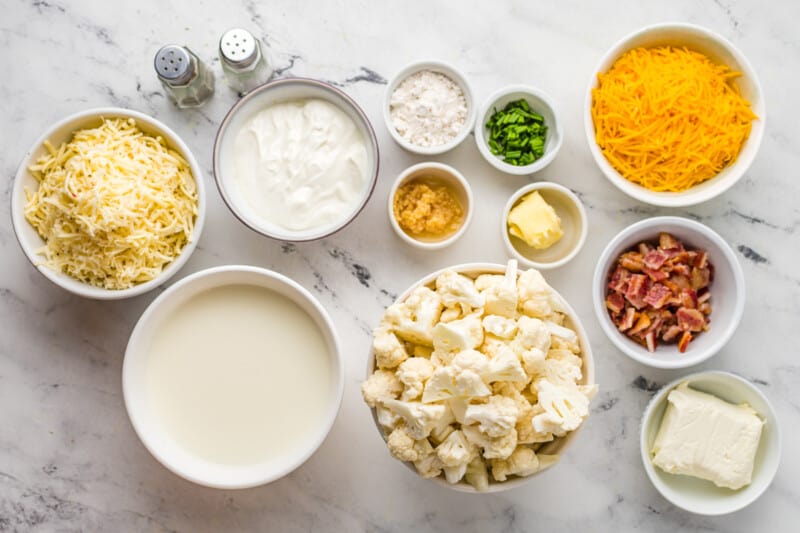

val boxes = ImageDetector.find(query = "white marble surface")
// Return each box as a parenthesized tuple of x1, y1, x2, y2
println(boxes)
(1, 0, 798, 531)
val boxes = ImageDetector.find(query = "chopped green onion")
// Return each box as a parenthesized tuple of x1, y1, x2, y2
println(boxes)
(485, 99, 548, 166)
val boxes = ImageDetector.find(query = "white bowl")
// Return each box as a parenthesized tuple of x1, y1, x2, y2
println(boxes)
(640, 371, 781, 515)
(213, 77, 380, 241)
(475, 85, 563, 175)
(502, 182, 587, 269)
(123, 265, 344, 489)
(592, 216, 745, 369)
(366, 262, 595, 493)
(388, 162, 474, 250)
(584, 22, 765, 206)
(384, 60, 476, 155)
(10, 107, 206, 300)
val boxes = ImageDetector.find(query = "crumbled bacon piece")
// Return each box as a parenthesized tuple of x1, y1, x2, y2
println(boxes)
(606, 292, 625, 314)
(644, 283, 671, 309)
(606, 232, 712, 354)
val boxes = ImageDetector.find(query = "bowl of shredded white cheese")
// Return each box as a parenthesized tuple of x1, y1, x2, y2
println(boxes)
(384, 60, 476, 155)
(11, 107, 205, 299)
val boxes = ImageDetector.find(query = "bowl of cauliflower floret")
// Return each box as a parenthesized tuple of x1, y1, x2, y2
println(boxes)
(362, 260, 597, 492)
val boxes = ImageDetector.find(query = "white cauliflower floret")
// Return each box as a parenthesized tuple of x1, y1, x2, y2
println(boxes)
(436, 429, 478, 468)
(464, 395, 520, 437)
(376, 406, 401, 430)
(490, 446, 557, 481)
(439, 307, 463, 323)
(526, 355, 582, 387)
(517, 268, 560, 318)
(448, 397, 469, 424)
(415, 455, 444, 479)
(462, 425, 518, 460)
(384, 286, 443, 346)
(480, 335, 509, 360)
(423, 365, 492, 403)
(429, 404, 456, 444)
(464, 456, 490, 491)
(493, 383, 553, 444)
(383, 399, 447, 439)
(482, 345, 527, 383)
(361, 369, 402, 407)
(531, 379, 595, 437)
(451, 349, 490, 374)
(396, 357, 435, 401)
(435, 270, 484, 313)
(373, 326, 409, 369)
(513, 316, 552, 375)
(443, 463, 468, 485)
(386, 425, 426, 462)
(474, 274, 503, 291)
(482, 315, 518, 339)
(432, 313, 484, 354)
(546, 321, 580, 353)
(479, 260, 518, 318)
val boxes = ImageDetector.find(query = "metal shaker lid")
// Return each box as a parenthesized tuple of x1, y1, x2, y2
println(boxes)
(219, 28, 259, 68)
(154, 45, 195, 85)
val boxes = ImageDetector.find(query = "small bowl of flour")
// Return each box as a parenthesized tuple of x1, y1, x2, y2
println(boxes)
(385, 61, 476, 155)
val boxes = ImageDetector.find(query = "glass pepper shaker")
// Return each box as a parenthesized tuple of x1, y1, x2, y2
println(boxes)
(154, 44, 215, 108)
(219, 28, 274, 95)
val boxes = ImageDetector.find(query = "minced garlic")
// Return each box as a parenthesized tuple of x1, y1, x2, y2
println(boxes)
(393, 180, 463, 238)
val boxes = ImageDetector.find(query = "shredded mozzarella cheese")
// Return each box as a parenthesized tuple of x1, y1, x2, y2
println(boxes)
(24, 117, 198, 290)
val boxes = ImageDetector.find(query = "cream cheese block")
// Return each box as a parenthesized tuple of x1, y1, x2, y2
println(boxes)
(651, 382, 764, 490)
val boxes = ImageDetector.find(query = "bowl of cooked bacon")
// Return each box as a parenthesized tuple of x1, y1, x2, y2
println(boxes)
(592, 217, 745, 369)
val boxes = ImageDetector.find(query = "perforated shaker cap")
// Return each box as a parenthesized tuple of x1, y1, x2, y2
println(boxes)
(219, 28, 259, 68)
(154, 45, 195, 85)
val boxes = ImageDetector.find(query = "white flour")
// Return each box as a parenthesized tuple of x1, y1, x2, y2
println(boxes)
(390, 70, 467, 147)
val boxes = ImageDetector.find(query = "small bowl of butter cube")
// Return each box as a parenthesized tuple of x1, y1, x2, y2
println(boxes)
(502, 182, 587, 270)
(640, 371, 781, 515)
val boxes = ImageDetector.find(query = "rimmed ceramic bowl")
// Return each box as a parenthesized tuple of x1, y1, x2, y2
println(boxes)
(640, 371, 781, 515)
(584, 22, 765, 206)
(10, 107, 206, 300)
(384, 60, 476, 155)
(213, 77, 380, 242)
(123, 265, 344, 489)
(593, 216, 745, 369)
(388, 162, 474, 250)
(475, 85, 563, 175)
(366, 262, 595, 493)
(502, 182, 587, 269)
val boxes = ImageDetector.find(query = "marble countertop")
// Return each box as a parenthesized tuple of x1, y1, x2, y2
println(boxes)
(1, 0, 798, 531)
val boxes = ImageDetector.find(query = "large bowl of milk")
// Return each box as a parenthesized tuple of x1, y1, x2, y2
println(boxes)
(123, 265, 344, 488)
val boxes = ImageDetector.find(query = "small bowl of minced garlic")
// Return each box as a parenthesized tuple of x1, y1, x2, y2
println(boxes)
(389, 162, 474, 250)
(502, 182, 587, 269)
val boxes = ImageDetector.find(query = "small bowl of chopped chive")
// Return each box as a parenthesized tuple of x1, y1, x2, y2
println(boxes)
(475, 85, 563, 175)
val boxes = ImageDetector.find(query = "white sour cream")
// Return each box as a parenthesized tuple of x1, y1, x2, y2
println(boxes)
(232, 99, 369, 232)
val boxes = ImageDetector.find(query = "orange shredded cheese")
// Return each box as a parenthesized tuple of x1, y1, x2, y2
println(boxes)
(591, 46, 757, 192)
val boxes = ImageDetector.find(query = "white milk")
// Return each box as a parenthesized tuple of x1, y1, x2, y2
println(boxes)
(144, 284, 332, 466)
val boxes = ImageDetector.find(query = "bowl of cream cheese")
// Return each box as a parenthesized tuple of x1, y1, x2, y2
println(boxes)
(213, 78, 380, 241)
(640, 371, 781, 515)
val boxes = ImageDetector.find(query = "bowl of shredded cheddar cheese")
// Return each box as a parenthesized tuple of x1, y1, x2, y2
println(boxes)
(585, 23, 764, 207)
(11, 108, 205, 299)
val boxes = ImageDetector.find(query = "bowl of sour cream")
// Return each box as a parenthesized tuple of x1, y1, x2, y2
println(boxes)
(213, 78, 380, 241)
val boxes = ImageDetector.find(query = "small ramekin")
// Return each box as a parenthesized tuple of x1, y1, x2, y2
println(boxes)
(384, 60, 476, 155)
(475, 85, 563, 175)
(502, 182, 587, 269)
(388, 162, 474, 250)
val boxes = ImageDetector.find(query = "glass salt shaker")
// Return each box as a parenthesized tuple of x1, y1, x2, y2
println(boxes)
(219, 28, 274, 95)
(154, 44, 215, 108)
